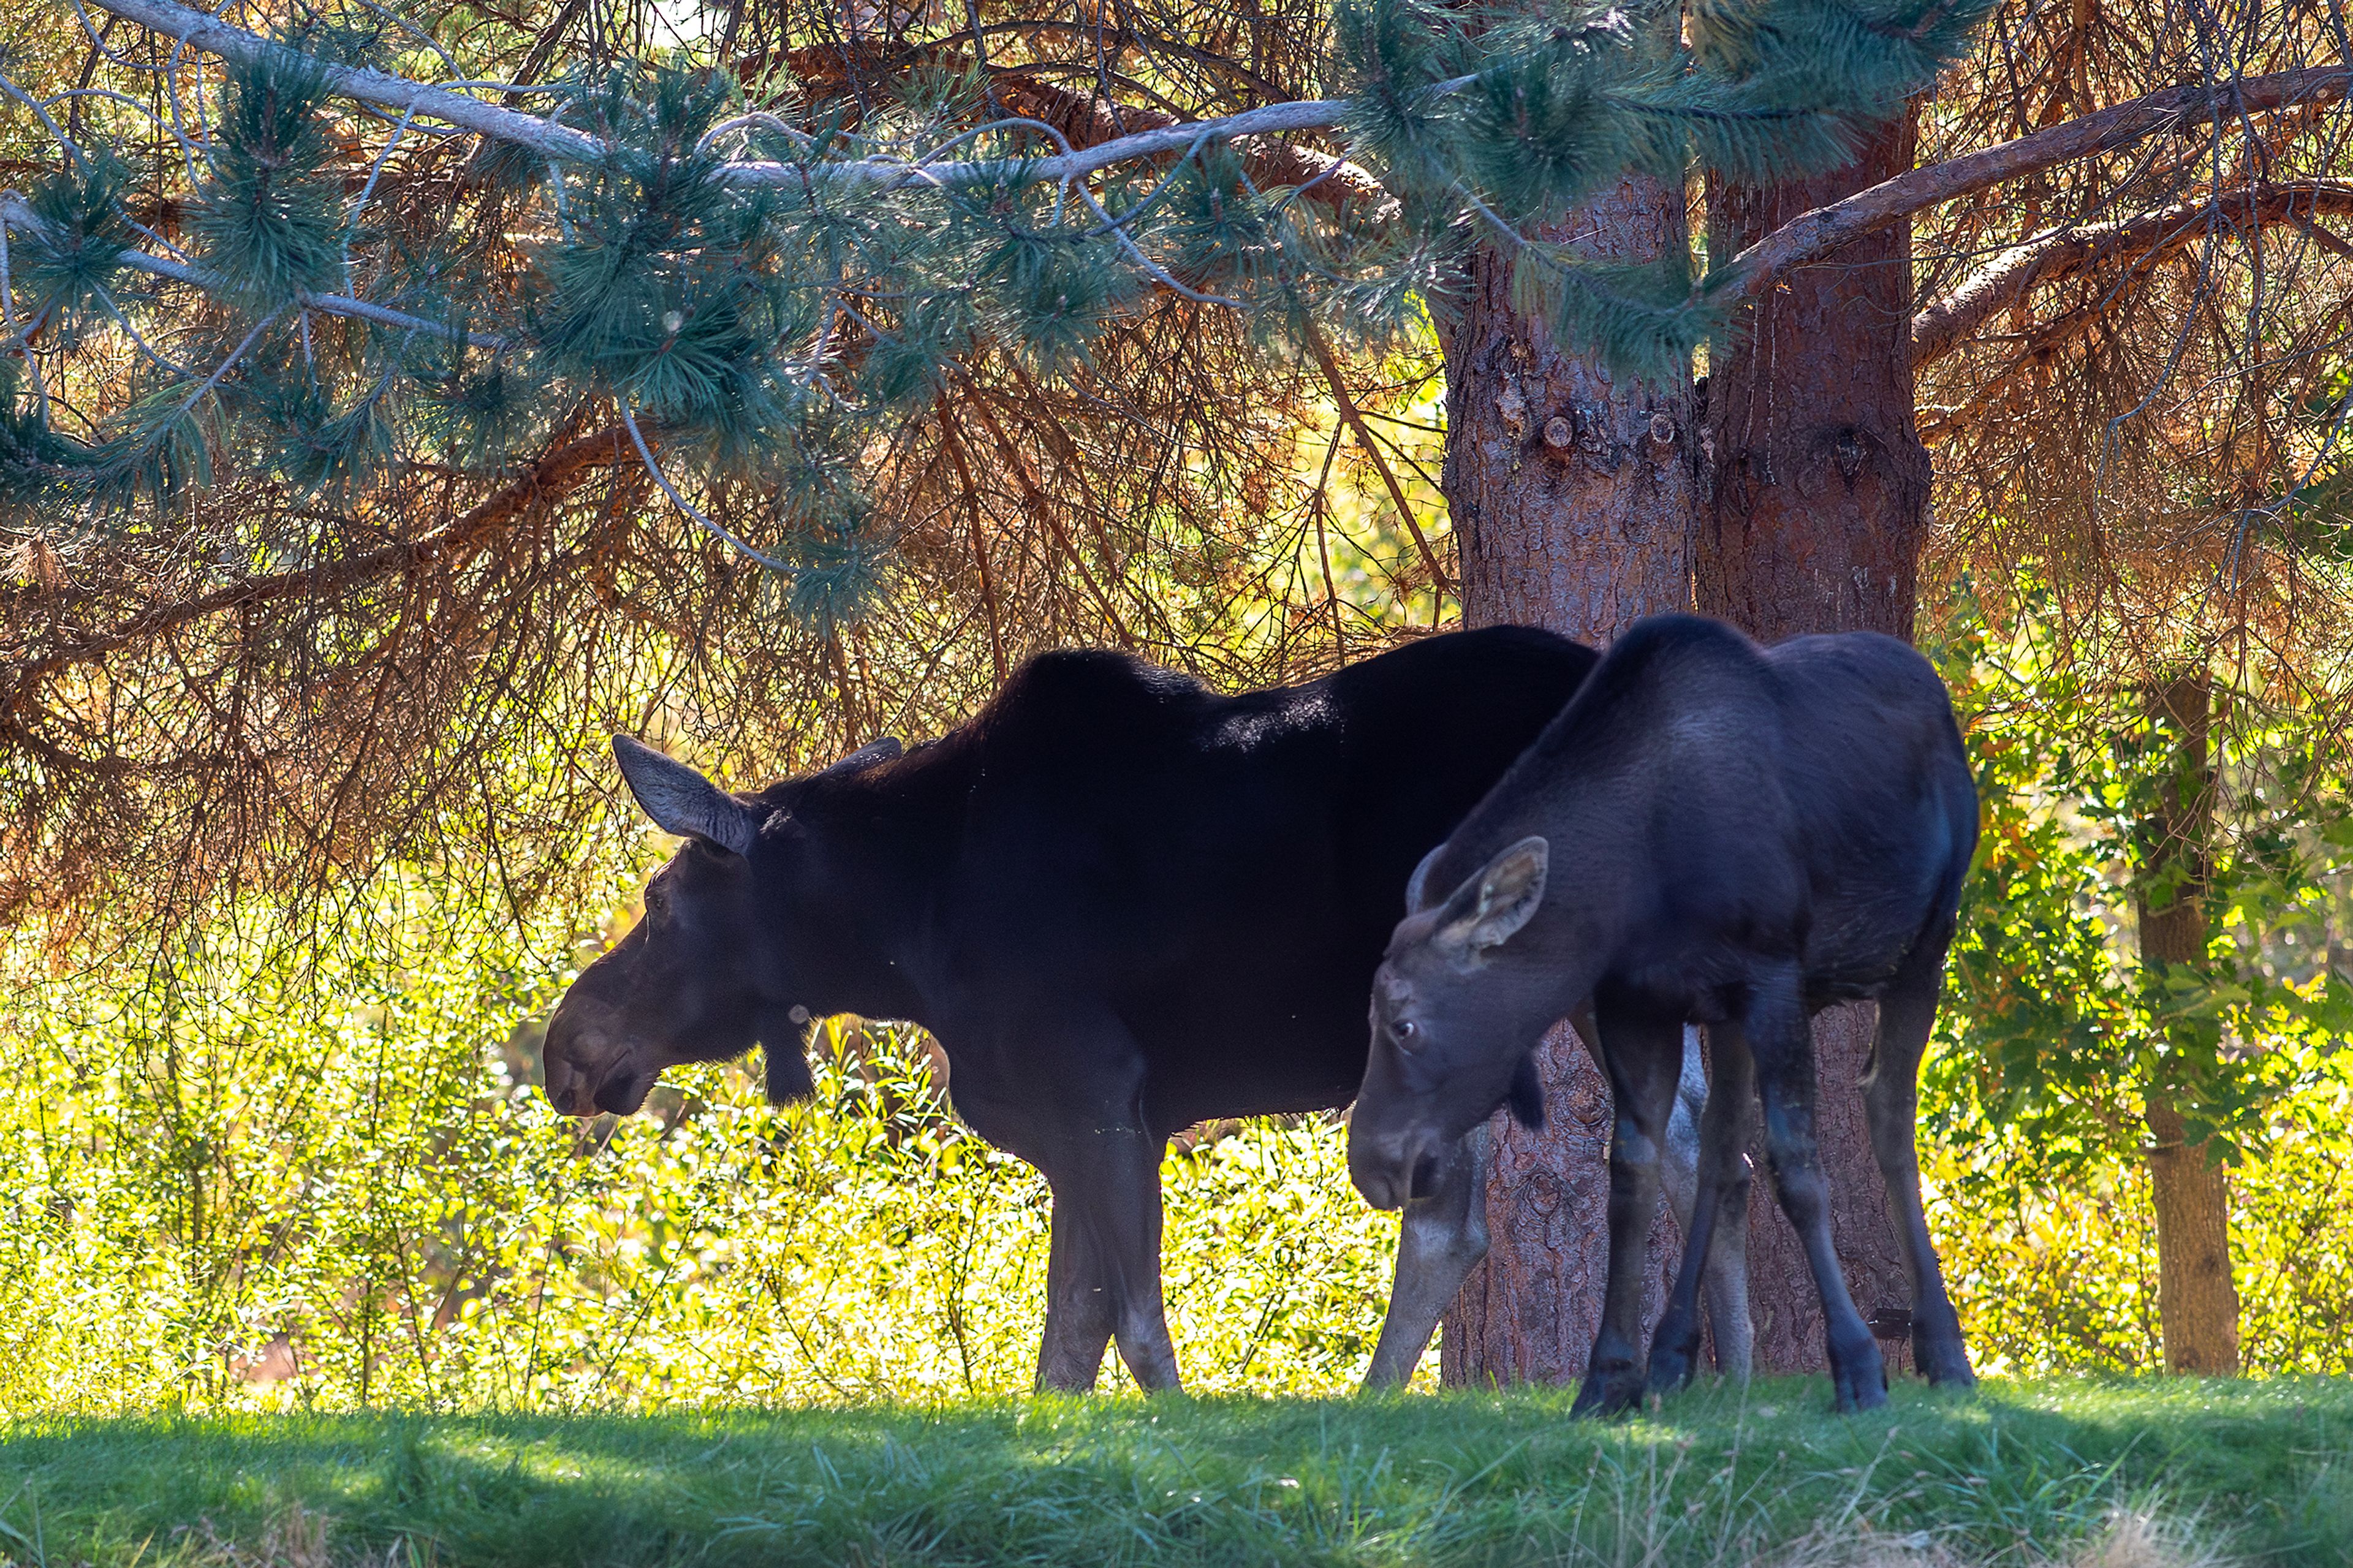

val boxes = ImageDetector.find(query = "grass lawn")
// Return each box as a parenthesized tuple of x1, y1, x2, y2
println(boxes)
(1, 1378, 2347, 1567)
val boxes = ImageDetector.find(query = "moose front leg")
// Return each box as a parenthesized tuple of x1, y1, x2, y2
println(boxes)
(1037, 1186, 1119, 1391)
(966, 1013, 1183, 1395)
(1037, 1124, 1183, 1392)
(1571, 995, 1688, 1418)
(1362, 1123, 1491, 1390)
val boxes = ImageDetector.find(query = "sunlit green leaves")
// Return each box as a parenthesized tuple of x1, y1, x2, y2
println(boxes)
(0, 874, 1409, 1411)
(1925, 581, 2353, 1176)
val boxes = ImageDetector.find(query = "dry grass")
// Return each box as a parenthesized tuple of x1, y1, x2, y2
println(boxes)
(1815, 1511, 2225, 1568)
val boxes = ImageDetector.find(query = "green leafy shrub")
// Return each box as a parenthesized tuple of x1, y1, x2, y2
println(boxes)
(0, 878, 1404, 1413)
(1919, 586, 2353, 1377)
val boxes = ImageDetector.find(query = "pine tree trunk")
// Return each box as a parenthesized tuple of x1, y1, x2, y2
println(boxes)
(1438, 172, 1700, 1385)
(1696, 112, 1927, 1377)
(2135, 673, 2240, 1374)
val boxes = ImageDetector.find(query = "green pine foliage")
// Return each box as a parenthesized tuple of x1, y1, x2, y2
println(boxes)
(2, 0, 1991, 607)
(10, 156, 135, 345)
(187, 59, 346, 309)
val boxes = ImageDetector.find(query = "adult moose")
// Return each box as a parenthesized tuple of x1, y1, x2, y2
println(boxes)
(1350, 615, 1979, 1415)
(541, 628, 1745, 1392)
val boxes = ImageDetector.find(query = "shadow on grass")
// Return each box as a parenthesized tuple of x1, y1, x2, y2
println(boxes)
(2, 1377, 2347, 1567)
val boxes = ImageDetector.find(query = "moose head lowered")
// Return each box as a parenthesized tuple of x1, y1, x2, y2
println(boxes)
(540, 733, 902, 1119)
(1349, 614, 1980, 1415)
(540, 627, 1747, 1393)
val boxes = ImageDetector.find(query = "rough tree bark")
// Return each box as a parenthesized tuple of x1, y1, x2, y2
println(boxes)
(2135, 672, 2241, 1374)
(1697, 112, 1927, 1376)
(1436, 172, 1700, 1385)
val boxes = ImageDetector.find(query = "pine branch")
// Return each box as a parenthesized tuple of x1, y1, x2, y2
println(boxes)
(741, 41, 1394, 211)
(1729, 67, 2353, 294)
(991, 75, 1393, 214)
(83, 0, 1382, 194)
(1912, 180, 2353, 366)
(87, 0, 607, 163)
(619, 402, 791, 571)
(1, 423, 633, 712)
(0, 192, 504, 349)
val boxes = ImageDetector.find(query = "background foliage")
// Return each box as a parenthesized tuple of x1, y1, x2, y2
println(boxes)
(0, 860, 1409, 1411)
(1923, 587, 2353, 1378)
(6, 612, 2352, 1416)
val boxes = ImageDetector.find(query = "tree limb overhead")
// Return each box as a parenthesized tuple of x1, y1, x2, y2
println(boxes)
(1732, 67, 2352, 294)
(1912, 180, 2353, 366)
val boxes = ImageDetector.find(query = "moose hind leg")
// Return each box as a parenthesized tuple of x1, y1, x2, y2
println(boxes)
(1571, 996, 1686, 1418)
(1647, 1024, 1756, 1395)
(1863, 945, 1976, 1388)
(1747, 969, 1888, 1413)
(1037, 1187, 1118, 1392)
(1659, 1026, 1755, 1381)
(1362, 1124, 1491, 1391)
(1034, 1123, 1180, 1392)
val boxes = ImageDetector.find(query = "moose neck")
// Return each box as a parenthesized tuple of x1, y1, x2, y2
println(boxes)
(1449, 795, 1642, 1058)
(757, 748, 964, 1031)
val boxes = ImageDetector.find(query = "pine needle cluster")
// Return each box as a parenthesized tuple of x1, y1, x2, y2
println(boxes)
(4, 0, 1987, 600)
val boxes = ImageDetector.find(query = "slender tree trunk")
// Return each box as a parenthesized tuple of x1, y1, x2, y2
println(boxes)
(1438, 171, 1700, 1385)
(2135, 672, 2240, 1374)
(1697, 112, 1927, 1376)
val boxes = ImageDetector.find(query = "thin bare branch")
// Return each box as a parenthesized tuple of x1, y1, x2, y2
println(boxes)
(1733, 67, 2352, 293)
(1297, 317, 1452, 599)
(1914, 179, 2353, 365)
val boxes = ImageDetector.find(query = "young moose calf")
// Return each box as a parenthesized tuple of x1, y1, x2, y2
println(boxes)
(1347, 615, 1980, 1415)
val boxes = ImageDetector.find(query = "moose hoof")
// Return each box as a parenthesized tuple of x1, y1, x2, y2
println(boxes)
(1572, 1367, 1646, 1419)
(1916, 1342, 1978, 1390)
(1913, 1316, 1977, 1390)
(1645, 1342, 1700, 1398)
(1832, 1362, 1890, 1414)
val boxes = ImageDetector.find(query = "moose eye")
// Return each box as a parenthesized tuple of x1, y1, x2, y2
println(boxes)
(1395, 1019, 1419, 1045)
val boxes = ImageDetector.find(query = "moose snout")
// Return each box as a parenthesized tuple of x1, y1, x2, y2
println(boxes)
(541, 1005, 621, 1118)
(540, 1046, 598, 1118)
(1348, 1121, 1446, 1212)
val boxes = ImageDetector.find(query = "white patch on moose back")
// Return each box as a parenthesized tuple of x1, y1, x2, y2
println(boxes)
(1213, 692, 1334, 752)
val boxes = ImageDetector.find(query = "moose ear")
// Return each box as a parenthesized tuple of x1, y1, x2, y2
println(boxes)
(824, 736, 903, 775)
(1432, 836, 1549, 964)
(612, 735, 761, 857)
(1404, 842, 1447, 914)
